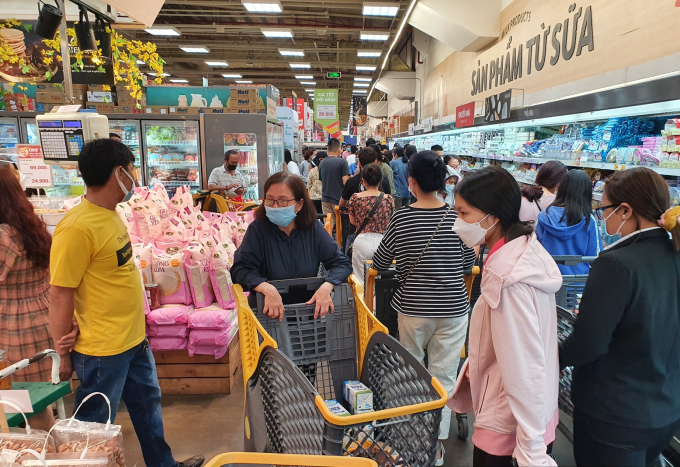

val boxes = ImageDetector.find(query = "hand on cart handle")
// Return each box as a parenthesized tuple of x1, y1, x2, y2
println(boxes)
(306, 281, 335, 319)
(257, 282, 286, 321)
(57, 319, 79, 353)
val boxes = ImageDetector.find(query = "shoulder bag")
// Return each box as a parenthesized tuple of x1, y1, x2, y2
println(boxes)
(399, 205, 452, 286)
(346, 192, 384, 259)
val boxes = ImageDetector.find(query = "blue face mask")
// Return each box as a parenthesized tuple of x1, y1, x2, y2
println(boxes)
(600, 206, 626, 247)
(265, 204, 297, 227)
(116, 167, 136, 202)
(445, 184, 455, 195)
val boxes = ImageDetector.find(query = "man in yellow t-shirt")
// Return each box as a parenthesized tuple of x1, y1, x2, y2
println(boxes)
(49, 139, 204, 467)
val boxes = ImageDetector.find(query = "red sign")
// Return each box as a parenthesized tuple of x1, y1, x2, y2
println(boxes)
(296, 99, 305, 131)
(456, 102, 475, 128)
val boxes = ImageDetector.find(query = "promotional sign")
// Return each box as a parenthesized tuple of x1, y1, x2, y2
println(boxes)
(314, 89, 343, 141)
(352, 96, 368, 127)
(276, 106, 296, 151)
(484, 89, 512, 122)
(423, 116, 433, 133)
(456, 102, 475, 127)
(296, 98, 306, 131)
(16, 145, 53, 188)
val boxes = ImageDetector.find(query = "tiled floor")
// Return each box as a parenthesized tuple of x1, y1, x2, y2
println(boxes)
(66, 373, 576, 466)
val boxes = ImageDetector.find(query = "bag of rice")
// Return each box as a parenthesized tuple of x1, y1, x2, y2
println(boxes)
(209, 243, 236, 310)
(189, 323, 238, 346)
(132, 243, 153, 284)
(133, 201, 162, 243)
(168, 185, 191, 218)
(183, 242, 215, 309)
(148, 191, 170, 231)
(187, 342, 230, 359)
(146, 304, 193, 325)
(188, 304, 236, 329)
(115, 202, 137, 236)
(151, 182, 170, 205)
(151, 246, 192, 305)
(149, 337, 187, 351)
(146, 323, 188, 338)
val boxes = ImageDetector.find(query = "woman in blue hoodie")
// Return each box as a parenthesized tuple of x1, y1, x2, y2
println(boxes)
(536, 169, 602, 274)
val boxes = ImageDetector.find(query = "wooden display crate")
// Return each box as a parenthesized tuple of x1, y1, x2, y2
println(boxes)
(153, 335, 241, 395)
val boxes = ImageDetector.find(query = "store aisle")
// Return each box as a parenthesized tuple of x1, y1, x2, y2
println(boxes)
(65, 376, 576, 466)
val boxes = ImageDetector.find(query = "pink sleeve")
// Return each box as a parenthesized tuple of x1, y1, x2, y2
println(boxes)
(0, 227, 20, 282)
(489, 284, 557, 467)
(519, 197, 540, 223)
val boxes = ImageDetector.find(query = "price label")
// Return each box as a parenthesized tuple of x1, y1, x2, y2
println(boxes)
(316, 105, 336, 120)
(16, 144, 53, 188)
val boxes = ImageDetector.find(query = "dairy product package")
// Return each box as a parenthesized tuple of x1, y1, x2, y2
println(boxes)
(183, 242, 215, 308)
(324, 399, 351, 417)
(343, 381, 373, 413)
(151, 246, 192, 305)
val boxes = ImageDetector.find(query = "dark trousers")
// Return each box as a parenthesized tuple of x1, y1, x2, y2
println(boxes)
(473, 443, 553, 466)
(573, 409, 680, 467)
(72, 340, 176, 467)
(312, 199, 323, 214)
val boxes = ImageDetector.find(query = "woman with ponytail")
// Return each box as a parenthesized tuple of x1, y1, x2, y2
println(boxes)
(561, 167, 680, 466)
(519, 160, 568, 223)
(449, 165, 562, 467)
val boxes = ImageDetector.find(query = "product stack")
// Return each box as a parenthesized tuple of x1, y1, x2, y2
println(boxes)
(36, 83, 86, 112)
(116, 183, 252, 394)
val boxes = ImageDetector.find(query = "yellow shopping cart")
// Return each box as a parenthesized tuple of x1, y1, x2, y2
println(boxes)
(205, 452, 377, 467)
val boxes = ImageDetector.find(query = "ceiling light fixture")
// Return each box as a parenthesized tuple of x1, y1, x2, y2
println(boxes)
(305, 89, 314, 93)
(354, 77, 372, 82)
(242, 0, 282, 12)
(357, 49, 382, 57)
(295, 75, 313, 79)
(369, 0, 418, 100)
(169, 79, 189, 83)
(222, 73, 243, 78)
(144, 26, 181, 36)
(360, 31, 389, 41)
(300, 81, 316, 85)
(136, 60, 145, 65)
(289, 63, 311, 68)
(180, 45, 210, 53)
(279, 49, 305, 56)
(205, 61, 229, 67)
(356, 65, 377, 71)
(363, 2, 399, 16)
(148, 72, 170, 77)
(353, 90, 368, 94)
(354, 83, 370, 87)
(261, 28, 293, 38)
(235, 80, 253, 84)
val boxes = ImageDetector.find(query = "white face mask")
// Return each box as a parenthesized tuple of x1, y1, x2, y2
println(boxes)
(453, 214, 498, 248)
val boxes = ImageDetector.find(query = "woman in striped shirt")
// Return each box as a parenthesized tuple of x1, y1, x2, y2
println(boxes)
(372, 150, 476, 466)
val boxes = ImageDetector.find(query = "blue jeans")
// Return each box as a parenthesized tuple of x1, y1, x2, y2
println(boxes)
(72, 340, 176, 467)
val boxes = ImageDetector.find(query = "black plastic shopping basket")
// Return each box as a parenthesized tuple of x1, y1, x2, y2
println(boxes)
(235, 276, 448, 467)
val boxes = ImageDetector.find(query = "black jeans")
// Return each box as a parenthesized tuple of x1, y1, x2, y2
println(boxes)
(573, 409, 680, 467)
(473, 443, 553, 467)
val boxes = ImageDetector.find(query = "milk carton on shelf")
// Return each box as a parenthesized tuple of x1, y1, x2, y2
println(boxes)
(325, 399, 351, 417)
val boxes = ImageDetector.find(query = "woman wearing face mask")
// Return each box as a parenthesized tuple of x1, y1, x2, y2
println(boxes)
(560, 168, 680, 466)
(372, 151, 476, 466)
(449, 165, 562, 467)
(0, 167, 56, 430)
(437, 172, 459, 207)
(231, 171, 352, 319)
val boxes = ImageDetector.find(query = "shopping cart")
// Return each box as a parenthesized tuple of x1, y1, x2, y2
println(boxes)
(205, 452, 378, 467)
(552, 255, 596, 444)
(364, 263, 480, 440)
(235, 276, 448, 467)
(333, 206, 354, 251)
(0, 350, 71, 429)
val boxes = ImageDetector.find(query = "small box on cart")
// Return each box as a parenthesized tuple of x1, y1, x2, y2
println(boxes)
(325, 399, 351, 417)
(343, 380, 373, 413)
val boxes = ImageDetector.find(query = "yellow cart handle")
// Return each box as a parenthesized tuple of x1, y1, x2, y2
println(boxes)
(205, 452, 378, 467)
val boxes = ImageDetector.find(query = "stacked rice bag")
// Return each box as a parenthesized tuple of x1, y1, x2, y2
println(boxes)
(114, 183, 251, 356)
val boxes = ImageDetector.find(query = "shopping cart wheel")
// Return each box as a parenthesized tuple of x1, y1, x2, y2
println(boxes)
(456, 413, 468, 440)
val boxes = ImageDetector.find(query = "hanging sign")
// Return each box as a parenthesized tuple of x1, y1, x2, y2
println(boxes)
(484, 89, 512, 122)
(314, 89, 342, 141)
(456, 102, 475, 127)
(423, 116, 433, 132)
(16, 145, 53, 188)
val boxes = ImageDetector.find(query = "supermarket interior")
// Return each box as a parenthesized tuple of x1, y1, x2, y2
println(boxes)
(2, 0, 680, 466)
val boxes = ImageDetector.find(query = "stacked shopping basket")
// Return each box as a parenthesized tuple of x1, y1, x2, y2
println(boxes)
(234, 276, 448, 467)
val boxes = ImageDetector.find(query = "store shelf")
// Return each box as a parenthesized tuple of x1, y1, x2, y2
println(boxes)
(593, 193, 603, 202)
(147, 140, 198, 146)
(156, 180, 200, 186)
(148, 161, 199, 167)
(0, 137, 18, 144)
(122, 139, 140, 146)
(224, 145, 256, 151)
(237, 165, 258, 170)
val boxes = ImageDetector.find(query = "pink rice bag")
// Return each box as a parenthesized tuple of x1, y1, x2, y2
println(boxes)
(132, 246, 150, 316)
(132, 243, 153, 284)
(189, 322, 238, 346)
(188, 304, 237, 329)
(209, 243, 236, 310)
(146, 304, 193, 325)
(129, 186, 148, 206)
(187, 342, 229, 359)
(148, 191, 170, 231)
(152, 182, 170, 205)
(149, 336, 187, 351)
(133, 201, 162, 243)
(116, 202, 137, 236)
(151, 246, 192, 305)
(235, 224, 248, 248)
(147, 324, 188, 338)
(183, 242, 216, 309)
(168, 185, 191, 218)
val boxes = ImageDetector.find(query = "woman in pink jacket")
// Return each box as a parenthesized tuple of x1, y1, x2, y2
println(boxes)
(450, 166, 563, 467)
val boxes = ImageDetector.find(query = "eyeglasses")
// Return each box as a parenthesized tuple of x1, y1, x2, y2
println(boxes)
(594, 204, 619, 220)
(264, 198, 297, 207)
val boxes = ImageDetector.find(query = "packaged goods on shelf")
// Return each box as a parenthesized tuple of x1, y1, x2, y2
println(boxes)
(168, 106, 200, 115)
(188, 305, 236, 329)
(144, 106, 169, 114)
(85, 102, 114, 113)
(149, 336, 189, 351)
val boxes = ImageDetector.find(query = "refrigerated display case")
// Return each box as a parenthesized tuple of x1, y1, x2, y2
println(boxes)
(20, 117, 39, 145)
(203, 113, 285, 200)
(109, 119, 142, 181)
(0, 116, 20, 148)
(144, 119, 201, 196)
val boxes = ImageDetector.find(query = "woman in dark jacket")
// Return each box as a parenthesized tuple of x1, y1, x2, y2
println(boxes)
(560, 167, 680, 466)
(231, 171, 352, 318)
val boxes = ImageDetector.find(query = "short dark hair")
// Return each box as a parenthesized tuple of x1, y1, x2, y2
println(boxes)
(444, 155, 453, 165)
(456, 165, 534, 242)
(393, 147, 404, 159)
(109, 132, 121, 140)
(549, 169, 593, 228)
(366, 138, 376, 146)
(381, 145, 388, 151)
(351, 145, 357, 154)
(284, 149, 292, 164)
(369, 144, 381, 155)
(431, 144, 443, 152)
(404, 144, 418, 163)
(362, 163, 383, 188)
(408, 150, 447, 193)
(328, 138, 341, 153)
(78, 139, 135, 187)
(224, 150, 239, 162)
(383, 150, 393, 163)
(358, 147, 379, 167)
(255, 171, 317, 229)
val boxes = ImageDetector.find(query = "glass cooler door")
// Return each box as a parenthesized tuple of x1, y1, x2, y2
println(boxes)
(0, 117, 20, 148)
(223, 132, 258, 201)
(109, 119, 142, 182)
(144, 120, 201, 196)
